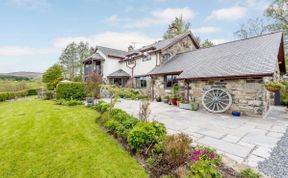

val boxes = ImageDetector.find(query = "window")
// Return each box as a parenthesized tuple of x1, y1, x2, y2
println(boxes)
(142, 52, 151, 62)
(136, 77, 147, 88)
(162, 53, 171, 63)
(164, 75, 177, 88)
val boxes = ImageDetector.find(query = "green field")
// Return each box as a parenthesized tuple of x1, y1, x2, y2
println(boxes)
(0, 100, 147, 178)
(0, 80, 43, 92)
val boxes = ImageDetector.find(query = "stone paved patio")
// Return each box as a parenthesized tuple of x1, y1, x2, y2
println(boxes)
(107, 99, 288, 168)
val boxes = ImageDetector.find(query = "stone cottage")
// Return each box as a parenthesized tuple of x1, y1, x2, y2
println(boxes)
(148, 32, 286, 116)
(84, 31, 286, 117)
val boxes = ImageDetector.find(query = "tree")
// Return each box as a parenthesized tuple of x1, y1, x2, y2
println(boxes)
(265, 0, 288, 69)
(78, 42, 92, 80)
(59, 42, 78, 81)
(195, 36, 214, 48)
(59, 42, 94, 81)
(234, 18, 269, 39)
(42, 64, 63, 90)
(86, 72, 103, 99)
(163, 16, 191, 39)
(201, 39, 214, 48)
(265, 0, 288, 35)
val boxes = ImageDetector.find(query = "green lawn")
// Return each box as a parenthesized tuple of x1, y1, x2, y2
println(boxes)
(0, 100, 147, 178)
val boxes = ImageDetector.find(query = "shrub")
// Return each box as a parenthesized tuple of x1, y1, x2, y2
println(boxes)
(107, 108, 139, 138)
(86, 72, 102, 99)
(139, 99, 151, 121)
(187, 146, 222, 178)
(0, 90, 29, 102)
(97, 112, 110, 126)
(105, 120, 121, 134)
(189, 159, 222, 178)
(56, 82, 85, 100)
(281, 81, 288, 106)
(56, 99, 83, 106)
(27, 89, 38, 96)
(163, 133, 192, 167)
(94, 101, 110, 113)
(239, 168, 261, 178)
(44, 90, 54, 100)
(128, 121, 166, 150)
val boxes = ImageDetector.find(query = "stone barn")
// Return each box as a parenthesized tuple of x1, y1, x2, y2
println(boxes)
(148, 32, 286, 117)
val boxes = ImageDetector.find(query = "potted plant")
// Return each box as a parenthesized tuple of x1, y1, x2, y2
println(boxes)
(170, 83, 179, 106)
(191, 101, 199, 111)
(265, 82, 285, 92)
(163, 95, 170, 103)
(156, 96, 162, 102)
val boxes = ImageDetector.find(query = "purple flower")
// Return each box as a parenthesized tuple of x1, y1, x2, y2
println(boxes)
(203, 150, 207, 154)
(194, 149, 201, 155)
(209, 153, 215, 159)
(192, 156, 199, 161)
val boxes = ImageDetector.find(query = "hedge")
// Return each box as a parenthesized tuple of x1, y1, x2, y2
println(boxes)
(0, 90, 28, 101)
(56, 82, 86, 100)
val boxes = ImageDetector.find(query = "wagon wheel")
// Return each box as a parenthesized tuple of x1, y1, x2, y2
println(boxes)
(202, 88, 232, 113)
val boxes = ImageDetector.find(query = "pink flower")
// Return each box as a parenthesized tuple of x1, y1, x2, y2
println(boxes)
(192, 156, 199, 161)
(203, 150, 207, 154)
(209, 153, 215, 159)
(194, 149, 201, 155)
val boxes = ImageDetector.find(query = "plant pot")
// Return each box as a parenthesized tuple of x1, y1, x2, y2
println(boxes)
(176, 100, 180, 106)
(179, 103, 192, 110)
(171, 98, 178, 106)
(87, 99, 94, 104)
(232, 111, 241, 117)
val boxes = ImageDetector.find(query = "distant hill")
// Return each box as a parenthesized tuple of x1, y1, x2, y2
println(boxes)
(0, 72, 42, 80)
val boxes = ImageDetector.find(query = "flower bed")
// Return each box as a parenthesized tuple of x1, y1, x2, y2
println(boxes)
(101, 85, 146, 100)
(88, 101, 261, 178)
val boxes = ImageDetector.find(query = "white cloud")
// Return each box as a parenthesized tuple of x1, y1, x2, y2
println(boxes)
(151, 7, 195, 22)
(206, 6, 247, 21)
(244, 0, 270, 10)
(105, 15, 131, 25)
(53, 31, 159, 50)
(8, 0, 47, 8)
(125, 7, 196, 28)
(191, 26, 222, 34)
(0, 46, 57, 56)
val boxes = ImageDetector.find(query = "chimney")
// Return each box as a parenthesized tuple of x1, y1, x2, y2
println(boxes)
(128, 45, 134, 52)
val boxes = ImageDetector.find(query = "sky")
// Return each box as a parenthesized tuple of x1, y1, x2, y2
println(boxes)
(0, 0, 272, 73)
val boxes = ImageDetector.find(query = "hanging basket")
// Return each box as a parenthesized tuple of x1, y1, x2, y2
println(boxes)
(265, 85, 281, 92)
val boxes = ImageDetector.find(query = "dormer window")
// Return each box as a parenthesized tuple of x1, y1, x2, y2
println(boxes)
(162, 53, 171, 63)
(142, 52, 151, 62)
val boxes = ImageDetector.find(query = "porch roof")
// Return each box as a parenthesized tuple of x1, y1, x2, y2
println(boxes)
(83, 53, 105, 63)
(107, 69, 130, 78)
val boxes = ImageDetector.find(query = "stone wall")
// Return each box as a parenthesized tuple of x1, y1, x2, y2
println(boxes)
(185, 79, 268, 117)
(152, 75, 270, 117)
(160, 36, 197, 64)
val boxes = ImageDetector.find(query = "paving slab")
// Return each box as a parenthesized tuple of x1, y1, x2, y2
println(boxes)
(241, 133, 279, 148)
(197, 136, 252, 158)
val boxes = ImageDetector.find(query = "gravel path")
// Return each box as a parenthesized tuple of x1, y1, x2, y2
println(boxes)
(258, 128, 288, 178)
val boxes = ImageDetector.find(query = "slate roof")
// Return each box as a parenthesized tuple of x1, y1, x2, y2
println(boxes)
(96, 46, 128, 58)
(148, 32, 285, 80)
(108, 69, 130, 78)
(127, 31, 200, 56)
